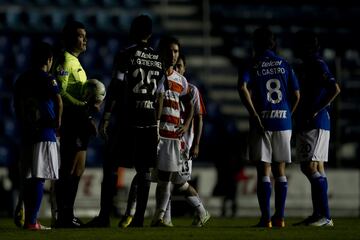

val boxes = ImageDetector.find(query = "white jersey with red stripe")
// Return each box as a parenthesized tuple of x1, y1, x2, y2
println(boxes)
(180, 83, 206, 159)
(159, 70, 189, 139)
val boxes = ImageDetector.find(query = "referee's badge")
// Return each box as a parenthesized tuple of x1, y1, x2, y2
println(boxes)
(51, 79, 58, 86)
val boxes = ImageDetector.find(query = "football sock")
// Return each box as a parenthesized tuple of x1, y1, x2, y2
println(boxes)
(133, 172, 151, 224)
(163, 199, 172, 224)
(68, 175, 80, 217)
(319, 174, 330, 219)
(310, 172, 322, 217)
(24, 178, 44, 225)
(125, 174, 138, 216)
(186, 195, 206, 217)
(274, 176, 287, 219)
(154, 180, 171, 220)
(257, 176, 271, 221)
(99, 170, 117, 219)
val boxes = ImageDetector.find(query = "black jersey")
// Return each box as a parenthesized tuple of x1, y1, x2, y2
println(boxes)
(108, 42, 165, 127)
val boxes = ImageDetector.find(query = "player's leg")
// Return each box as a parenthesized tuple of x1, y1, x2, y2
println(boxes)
(256, 162, 272, 227)
(250, 130, 272, 227)
(271, 130, 291, 227)
(151, 170, 173, 226)
(271, 162, 287, 227)
(86, 153, 117, 228)
(317, 162, 330, 220)
(119, 173, 138, 228)
(23, 178, 49, 230)
(174, 182, 210, 227)
(163, 197, 173, 226)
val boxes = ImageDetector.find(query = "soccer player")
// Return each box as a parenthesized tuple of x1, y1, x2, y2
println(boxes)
(14, 41, 63, 230)
(150, 36, 194, 227)
(292, 30, 340, 227)
(53, 21, 97, 228)
(87, 14, 165, 228)
(118, 53, 210, 228)
(238, 27, 300, 228)
(169, 53, 210, 227)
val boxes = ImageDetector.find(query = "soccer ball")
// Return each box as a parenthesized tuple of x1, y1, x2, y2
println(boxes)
(82, 79, 106, 103)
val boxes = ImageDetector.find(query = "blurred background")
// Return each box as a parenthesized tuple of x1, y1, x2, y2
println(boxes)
(0, 0, 359, 219)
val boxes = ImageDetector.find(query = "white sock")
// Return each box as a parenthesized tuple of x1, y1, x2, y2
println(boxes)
(186, 195, 206, 217)
(163, 199, 172, 224)
(154, 181, 171, 220)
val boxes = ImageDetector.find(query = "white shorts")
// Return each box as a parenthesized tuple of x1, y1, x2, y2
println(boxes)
(249, 129, 292, 163)
(295, 129, 330, 162)
(157, 137, 182, 172)
(171, 159, 192, 184)
(25, 141, 60, 180)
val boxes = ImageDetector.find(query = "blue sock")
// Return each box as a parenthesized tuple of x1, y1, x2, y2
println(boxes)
(319, 176, 330, 219)
(274, 176, 287, 219)
(257, 176, 271, 221)
(310, 172, 322, 217)
(24, 178, 44, 225)
(33, 179, 45, 221)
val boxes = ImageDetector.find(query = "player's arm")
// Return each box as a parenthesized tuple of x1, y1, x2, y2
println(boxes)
(190, 87, 205, 159)
(177, 85, 194, 136)
(291, 90, 300, 115)
(99, 53, 125, 139)
(191, 113, 203, 159)
(312, 62, 341, 117)
(238, 80, 264, 131)
(54, 93, 63, 128)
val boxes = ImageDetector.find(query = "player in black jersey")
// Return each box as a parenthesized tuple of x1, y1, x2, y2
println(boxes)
(86, 14, 165, 228)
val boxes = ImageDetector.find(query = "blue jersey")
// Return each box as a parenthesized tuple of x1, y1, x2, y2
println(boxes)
(294, 54, 336, 130)
(242, 50, 299, 131)
(15, 69, 60, 143)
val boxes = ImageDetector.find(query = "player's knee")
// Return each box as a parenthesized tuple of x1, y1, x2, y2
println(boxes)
(175, 182, 189, 192)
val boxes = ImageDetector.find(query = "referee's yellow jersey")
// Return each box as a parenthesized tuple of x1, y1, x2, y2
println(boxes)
(56, 51, 87, 106)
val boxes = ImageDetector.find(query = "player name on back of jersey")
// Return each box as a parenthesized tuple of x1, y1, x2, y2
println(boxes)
(132, 50, 162, 69)
(261, 110, 287, 119)
(257, 60, 285, 76)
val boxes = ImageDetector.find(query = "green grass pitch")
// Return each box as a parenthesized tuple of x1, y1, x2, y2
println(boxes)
(1, 217, 360, 240)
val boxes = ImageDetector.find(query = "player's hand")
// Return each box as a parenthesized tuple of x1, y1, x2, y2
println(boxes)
(176, 124, 189, 137)
(88, 118, 98, 136)
(99, 119, 109, 141)
(252, 114, 265, 133)
(190, 144, 199, 159)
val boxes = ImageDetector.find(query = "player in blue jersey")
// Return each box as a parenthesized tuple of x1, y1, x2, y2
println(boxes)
(86, 15, 165, 228)
(238, 27, 300, 228)
(292, 30, 340, 227)
(14, 42, 63, 230)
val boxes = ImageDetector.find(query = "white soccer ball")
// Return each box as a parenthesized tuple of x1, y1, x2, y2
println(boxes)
(83, 79, 106, 103)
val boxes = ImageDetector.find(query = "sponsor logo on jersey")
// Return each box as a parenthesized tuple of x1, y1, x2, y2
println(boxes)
(136, 100, 154, 109)
(261, 110, 287, 119)
(58, 69, 69, 76)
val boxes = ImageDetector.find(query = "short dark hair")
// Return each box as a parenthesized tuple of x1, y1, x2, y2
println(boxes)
(130, 14, 152, 42)
(62, 20, 85, 49)
(31, 41, 53, 67)
(253, 26, 275, 54)
(294, 29, 319, 58)
(157, 35, 180, 55)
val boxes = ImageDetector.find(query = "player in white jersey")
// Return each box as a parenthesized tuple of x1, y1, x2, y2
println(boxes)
(159, 54, 210, 227)
(151, 36, 194, 227)
(292, 30, 340, 227)
(238, 27, 300, 228)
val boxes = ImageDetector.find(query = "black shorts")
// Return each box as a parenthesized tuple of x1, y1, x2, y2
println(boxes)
(108, 125, 158, 170)
(59, 107, 92, 170)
